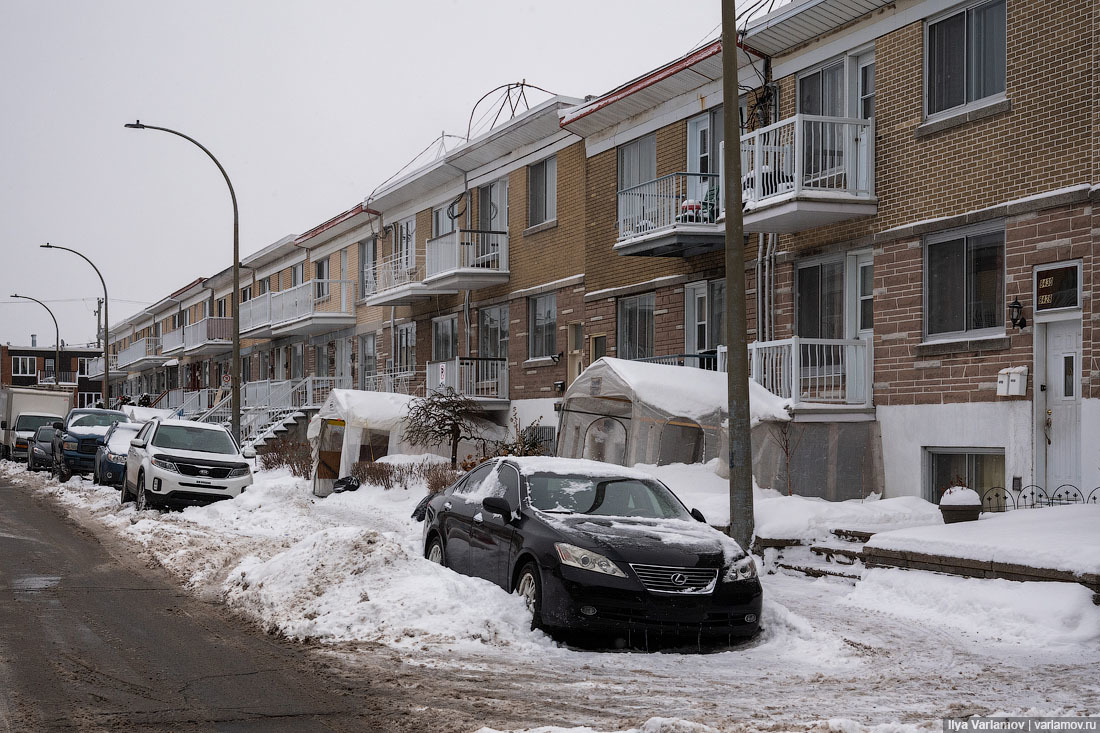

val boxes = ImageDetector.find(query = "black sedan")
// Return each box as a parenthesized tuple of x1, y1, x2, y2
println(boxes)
(417, 456, 761, 643)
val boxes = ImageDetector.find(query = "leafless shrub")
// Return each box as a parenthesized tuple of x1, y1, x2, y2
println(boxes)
(257, 436, 312, 478)
(425, 463, 462, 494)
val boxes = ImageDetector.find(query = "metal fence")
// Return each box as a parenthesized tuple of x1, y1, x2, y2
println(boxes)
(980, 485, 1100, 512)
(617, 172, 721, 242)
(426, 229, 508, 278)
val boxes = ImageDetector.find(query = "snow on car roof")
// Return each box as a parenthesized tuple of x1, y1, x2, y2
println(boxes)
(508, 456, 657, 481)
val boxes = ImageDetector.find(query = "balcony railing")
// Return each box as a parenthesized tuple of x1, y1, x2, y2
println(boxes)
(361, 369, 422, 396)
(748, 337, 871, 407)
(740, 114, 874, 208)
(118, 338, 161, 369)
(426, 357, 508, 400)
(161, 328, 185, 353)
(239, 291, 271, 333)
(269, 279, 354, 326)
(370, 252, 425, 295)
(617, 172, 721, 243)
(87, 355, 117, 378)
(37, 370, 77, 385)
(184, 317, 233, 351)
(426, 229, 508, 280)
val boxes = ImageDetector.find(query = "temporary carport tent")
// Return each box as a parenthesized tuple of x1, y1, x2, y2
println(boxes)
(556, 358, 790, 470)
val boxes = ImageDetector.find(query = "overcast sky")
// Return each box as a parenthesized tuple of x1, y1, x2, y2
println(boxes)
(0, 1, 725, 348)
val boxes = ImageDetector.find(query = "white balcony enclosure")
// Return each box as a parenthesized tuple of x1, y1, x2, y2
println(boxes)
(361, 368, 422, 396)
(86, 355, 123, 379)
(239, 291, 272, 336)
(616, 172, 724, 257)
(270, 279, 355, 336)
(740, 114, 876, 233)
(117, 337, 168, 371)
(424, 229, 510, 290)
(183, 317, 233, 355)
(363, 252, 457, 307)
(748, 337, 872, 408)
(37, 370, 77, 386)
(160, 328, 185, 354)
(426, 357, 509, 405)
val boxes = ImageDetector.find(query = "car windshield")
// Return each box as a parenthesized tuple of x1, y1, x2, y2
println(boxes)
(151, 424, 237, 455)
(35, 426, 55, 441)
(106, 424, 141, 453)
(69, 412, 125, 429)
(525, 473, 691, 520)
(16, 414, 57, 432)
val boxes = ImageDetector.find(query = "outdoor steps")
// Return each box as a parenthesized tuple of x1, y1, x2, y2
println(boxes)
(831, 528, 875, 543)
(810, 542, 864, 565)
(774, 546, 863, 581)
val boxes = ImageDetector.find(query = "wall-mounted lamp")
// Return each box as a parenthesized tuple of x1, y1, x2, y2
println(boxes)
(1009, 298, 1026, 329)
(549, 351, 563, 365)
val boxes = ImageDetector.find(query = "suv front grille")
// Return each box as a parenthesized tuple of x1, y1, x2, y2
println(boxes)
(176, 463, 233, 479)
(78, 439, 99, 455)
(629, 564, 718, 595)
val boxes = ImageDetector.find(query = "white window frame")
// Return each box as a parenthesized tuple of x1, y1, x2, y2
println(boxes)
(617, 293, 655, 361)
(478, 304, 509, 359)
(925, 447, 1005, 504)
(292, 262, 304, 287)
(358, 333, 376, 390)
(432, 204, 456, 238)
(431, 315, 458, 362)
(527, 156, 557, 227)
(314, 257, 330, 299)
(923, 0, 1007, 120)
(528, 293, 557, 359)
(77, 357, 90, 377)
(396, 216, 416, 271)
(617, 134, 656, 193)
(12, 356, 35, 376)
(77, 392, 100, 408)
(923, 220, 1005, 341)
(396, 322, 416, 374)
(239, 285, 252, 303)
(1032, 260, 1082, 321)
(684, 280, 726, 353)
(359, 238, 376, 298)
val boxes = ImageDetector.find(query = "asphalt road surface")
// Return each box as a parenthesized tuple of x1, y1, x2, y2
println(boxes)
(0, 477, 530, 733)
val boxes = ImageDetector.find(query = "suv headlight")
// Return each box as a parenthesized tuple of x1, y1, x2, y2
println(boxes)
(227, 465, 250, 478)
(107, 453, 126, 463)
(554, 543, 626, 577)
(729, 556, 758, 581)
(63, 440, 78, 451)
(151, 457, 179, 473)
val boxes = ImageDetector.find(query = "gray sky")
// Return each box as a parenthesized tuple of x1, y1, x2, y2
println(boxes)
(0, 0, 722, 348)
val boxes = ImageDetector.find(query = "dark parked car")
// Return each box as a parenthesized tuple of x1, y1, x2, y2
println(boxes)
(417, 456, 762, 644)
(94, 422, 141, 487)
(52, 408, 130, 482)
(27, 425, 56, 472)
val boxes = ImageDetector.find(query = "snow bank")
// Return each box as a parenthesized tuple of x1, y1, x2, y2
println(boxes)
(843, 568, 1100, 646)
(865, 505, 1100, 576)
(476, 719, 723, 733)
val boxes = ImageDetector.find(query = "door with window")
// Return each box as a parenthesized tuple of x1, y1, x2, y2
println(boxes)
(686, 107, 722, 213)
(1042, 319, 1082, 491)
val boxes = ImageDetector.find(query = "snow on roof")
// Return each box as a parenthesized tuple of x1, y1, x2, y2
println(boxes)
(596, 357, 790, 424)
(316, 389, 414, 430)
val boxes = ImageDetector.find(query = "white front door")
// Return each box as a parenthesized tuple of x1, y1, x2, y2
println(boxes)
(1042, 319, 1082, 490)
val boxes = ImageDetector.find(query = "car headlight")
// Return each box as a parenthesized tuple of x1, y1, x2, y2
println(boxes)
(151, 457, 179, 473)
(227, 466, 250, 478)
(63, 440, 78, 451)
(107, 453, 126, 463)
(554, 543, 627, 577)
(729, 556, 758, 580)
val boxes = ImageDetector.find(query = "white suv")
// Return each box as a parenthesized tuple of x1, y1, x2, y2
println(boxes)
(123, 418, 255, 510)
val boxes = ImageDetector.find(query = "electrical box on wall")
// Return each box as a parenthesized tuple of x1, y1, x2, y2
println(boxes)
(997, 366, 1028, 396)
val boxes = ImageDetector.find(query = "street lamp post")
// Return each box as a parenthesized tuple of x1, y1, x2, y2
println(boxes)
(40, 244, 109, 404)
(125, 120, 241, 444)
(11, 294, 61, 386)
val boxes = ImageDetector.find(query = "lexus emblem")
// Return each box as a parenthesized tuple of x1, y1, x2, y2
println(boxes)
(670, 573, 688, 586)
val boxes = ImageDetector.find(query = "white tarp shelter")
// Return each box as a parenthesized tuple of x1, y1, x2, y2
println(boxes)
(557, 358, 790, 469)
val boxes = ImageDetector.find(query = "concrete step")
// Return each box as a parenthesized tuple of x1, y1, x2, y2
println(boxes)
(776, 561, 862, 581)
(831, 528, 875, 543)
(810, 543, 864, 565)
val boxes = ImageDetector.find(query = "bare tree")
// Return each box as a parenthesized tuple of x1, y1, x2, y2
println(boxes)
(770, 421, 806, 497)
(402, 387, 489, 468)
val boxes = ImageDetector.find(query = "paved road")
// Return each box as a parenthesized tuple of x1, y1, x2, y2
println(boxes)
(0, 478, 443, 732)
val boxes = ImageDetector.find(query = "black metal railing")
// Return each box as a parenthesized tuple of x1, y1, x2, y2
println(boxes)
(980, 485, 1099, 512)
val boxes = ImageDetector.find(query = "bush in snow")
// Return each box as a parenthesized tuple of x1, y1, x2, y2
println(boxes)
(352, 461, 396, 490)
(257, 435, 312, 478)
(424, 463, 461, 494)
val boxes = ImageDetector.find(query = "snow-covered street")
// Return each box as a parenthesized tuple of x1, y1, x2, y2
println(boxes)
(3, 459, 1097, 733)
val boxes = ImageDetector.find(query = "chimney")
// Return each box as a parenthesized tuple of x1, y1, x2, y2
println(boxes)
(31, 334, 37, 347)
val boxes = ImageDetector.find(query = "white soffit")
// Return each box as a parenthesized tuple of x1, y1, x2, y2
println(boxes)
(742, 0, 893, 57)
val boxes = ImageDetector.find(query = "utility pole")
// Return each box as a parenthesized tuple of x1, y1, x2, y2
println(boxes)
(722, 0, 755, 551)
(95, 298, 104, 348)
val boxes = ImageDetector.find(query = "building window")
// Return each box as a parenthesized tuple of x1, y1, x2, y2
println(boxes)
(432, 205, 455, 238)
(528, 156, 557, 227)
(797, 260, 844, 339)
(396, 323, 416, 373)
(926, 0, 1006, 116)
(925, 224, 1004, 338)
(359, 238, 376, 298)
(479, 179, 508, 232)
(926, 448, 1004, 504)
(12, 356, 35, 376)
(77, 357, 90, 377)
(617, 293, 655, 360)
(217, 298, 227, 318)
(292, 262, 304, 286)
(315, 257, 330, 298)
(358, 333, 376, 389)
(432, 316, 458, 362)
(77, 392, 100, 408)
(240, 285, 252, 303)
(396, 216, 416, 272)
(799, 60, 845, 117)
(617, 134, 656, 193)
(478, 304, 509, 359)
(528, 293, 556, 359)
(858, 262, 874, 331)
(684, 280, 726, 353)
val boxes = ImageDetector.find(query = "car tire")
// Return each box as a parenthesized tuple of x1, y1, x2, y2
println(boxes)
(27, 452, 35, 472)
(92, 463, 100, 485)
(53, 453, 71, 483)
(135, 472, 154, 512)
(425, 536, 445, 566)
(515, 562, 544, 631)
(119, 478, 131, 505)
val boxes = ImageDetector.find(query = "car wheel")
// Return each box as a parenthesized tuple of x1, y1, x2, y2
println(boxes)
(515, 562, 544, 630)
(119, 478, 131, 505)
(27, 452, 35, 472)
(135, 472, 152, 512)
(53, 453, 71, 483)
(92, 464, 100, 485)
(426, 536, 445, 566)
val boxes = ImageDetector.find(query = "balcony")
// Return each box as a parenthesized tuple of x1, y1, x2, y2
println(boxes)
(184, 317, 233, 355)
(87, 355, 124, 379)
(361, 369, 423, 396)
(426, 357, 509, 405)
(615, 172, 724, 257)
(364, 253, 454, 307)
(239, 291, 272, 336)
(740, 114, 876, 234)
(117, 337, 168, 370)
(37, 370, 77, 386)
(748, 337, 872, 409)
(161, 328, 185, 354)
(424, 229, 510, 290)
(269, 279, 355, 336)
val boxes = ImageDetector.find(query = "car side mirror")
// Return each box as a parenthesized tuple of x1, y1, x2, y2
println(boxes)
(0, 421, 6, 430)
(482, 496, 513, 518)
(241, 446, 256, 459)
(690, 508, 707, 523)
(129, 438, 145, 448)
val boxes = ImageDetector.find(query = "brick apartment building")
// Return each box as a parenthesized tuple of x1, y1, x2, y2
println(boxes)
(100, 0, 1097, 503)
(2, 342, 104, 407)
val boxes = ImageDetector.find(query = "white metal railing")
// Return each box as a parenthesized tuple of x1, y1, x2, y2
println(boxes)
(426, 358, 508, 399)
(118, 338, 161, 368)
(158, 388, 185, 409)
(426, 230, 508, 279)
(740, 114, 874, 208)
(87, 355, 116, 378)
(161, 328, 185, 353)
(617, 172, 721, 242)
(184, 317, 233, 350)
(361, 369, 422, 395)
(178, 388, 220, 418)
(239, 291, 272, 333)
(369, 253, 425, 295)
(37, 370, 77, 385)
(748, 337, 872, 407)
(244, 379, 292, 408)
(269, 279, 354, 326)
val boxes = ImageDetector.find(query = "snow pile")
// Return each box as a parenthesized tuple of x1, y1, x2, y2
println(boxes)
(476, 719, 724, 733)
(843, 569, 1100, 646)
(865, 504, 1100, 576)
(939, 486, 980, 506)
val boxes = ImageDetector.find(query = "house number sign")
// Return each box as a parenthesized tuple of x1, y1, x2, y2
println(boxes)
(1035, 264, 1079, 311)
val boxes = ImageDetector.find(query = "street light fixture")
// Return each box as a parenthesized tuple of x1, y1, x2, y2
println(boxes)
(10, 294, 61, 386)
(125, 120, 241, 444)
(40, 243, 109, 404)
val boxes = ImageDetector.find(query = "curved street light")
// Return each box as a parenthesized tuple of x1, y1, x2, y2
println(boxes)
(125, 120, 241, 444)
(40, 243, 109, 403)
(10, 294, 61, 386)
